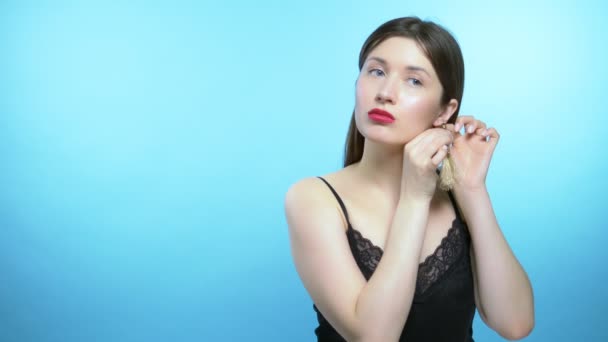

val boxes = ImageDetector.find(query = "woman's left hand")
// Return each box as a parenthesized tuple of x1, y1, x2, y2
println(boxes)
(442, 115, 500, 191)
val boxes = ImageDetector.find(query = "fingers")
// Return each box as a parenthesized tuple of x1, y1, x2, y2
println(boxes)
(406, 128, 453, 168)
(431, 144, 449, 166)
(421, 129, 453, 154)
(448, 116, 500, 151)
(442, 123, 458, 134)
(454, 116, 487, 136)
(485, 127, 500, 149)
(407, 127, 453, 152)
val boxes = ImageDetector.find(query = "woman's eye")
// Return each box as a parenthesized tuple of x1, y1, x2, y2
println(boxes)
(408, 78, 422, 86)
(369, 68, 385, 77)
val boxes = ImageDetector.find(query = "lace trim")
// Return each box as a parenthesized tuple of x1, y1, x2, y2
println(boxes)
(347, 226, 383, 280)
(346, 219, 467, 296)
(416, 220, 466, 295)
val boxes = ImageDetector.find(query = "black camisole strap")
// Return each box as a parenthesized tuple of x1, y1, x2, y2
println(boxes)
(316, 176, 350, 224)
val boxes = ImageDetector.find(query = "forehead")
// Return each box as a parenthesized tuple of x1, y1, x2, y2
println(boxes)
(366, 37, 435, 73)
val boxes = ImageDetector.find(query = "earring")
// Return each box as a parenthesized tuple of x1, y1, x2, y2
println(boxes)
(441, 122, 447, 129)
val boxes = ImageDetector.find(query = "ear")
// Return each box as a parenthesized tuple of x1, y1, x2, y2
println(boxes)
(432, 99, 459, 127)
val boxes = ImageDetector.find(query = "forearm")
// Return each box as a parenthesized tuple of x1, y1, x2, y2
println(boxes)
(455, 187, 534, 337)
(354, 196, 429, 341)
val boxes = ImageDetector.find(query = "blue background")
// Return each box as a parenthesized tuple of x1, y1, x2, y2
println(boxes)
(1, 0, 606, 341)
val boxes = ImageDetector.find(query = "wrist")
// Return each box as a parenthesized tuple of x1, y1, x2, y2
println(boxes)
(453, 185, 489, 207)
(454, 183, 488, 196)
(398, 191, 433, 207)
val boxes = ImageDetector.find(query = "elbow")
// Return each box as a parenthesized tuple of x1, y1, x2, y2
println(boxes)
(500, 316, 535, 341)
(353, 332, 400, 342)
(349, 324, 402, 342)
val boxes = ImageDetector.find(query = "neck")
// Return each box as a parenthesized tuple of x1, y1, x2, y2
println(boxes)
(352, 139, 404, 201)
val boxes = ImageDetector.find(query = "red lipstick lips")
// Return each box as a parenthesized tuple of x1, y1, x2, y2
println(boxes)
(368, 108, 395, 124)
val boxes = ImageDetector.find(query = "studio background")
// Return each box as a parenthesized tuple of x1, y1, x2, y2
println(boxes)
(1, 0, 606, 341)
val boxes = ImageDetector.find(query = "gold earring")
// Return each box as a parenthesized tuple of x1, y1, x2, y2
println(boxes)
(441, 122, 447, 129)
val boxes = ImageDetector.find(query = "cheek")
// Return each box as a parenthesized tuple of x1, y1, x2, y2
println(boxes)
(353, 82, 371, 132)
(354, 79, 370, 105)
(354, 80, 371, 116)
(398, 94, 440, 121)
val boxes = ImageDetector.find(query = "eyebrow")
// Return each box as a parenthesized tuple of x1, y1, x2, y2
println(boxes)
(366, 56, 431, 77)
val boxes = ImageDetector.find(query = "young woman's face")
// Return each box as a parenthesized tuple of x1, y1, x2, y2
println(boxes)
(354, 36, 451, 145)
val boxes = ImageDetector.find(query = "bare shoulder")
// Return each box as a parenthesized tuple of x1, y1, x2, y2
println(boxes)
(284, 168, 352, 217)
(284, 169, 351, 218)
(284, 174, 342, 230)
(285, 177, 328, 218)
(285, 176, 326, 205)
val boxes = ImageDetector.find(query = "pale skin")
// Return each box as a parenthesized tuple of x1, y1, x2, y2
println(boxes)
(285, 37, 534, 341)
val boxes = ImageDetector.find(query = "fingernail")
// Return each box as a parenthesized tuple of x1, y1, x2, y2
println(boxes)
(468, 125, 474, 133)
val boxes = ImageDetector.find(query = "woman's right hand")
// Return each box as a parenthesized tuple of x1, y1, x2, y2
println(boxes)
(401, 127, 454, 200)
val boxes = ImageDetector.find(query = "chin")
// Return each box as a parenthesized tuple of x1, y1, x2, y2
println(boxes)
(360, 127, 409, 147)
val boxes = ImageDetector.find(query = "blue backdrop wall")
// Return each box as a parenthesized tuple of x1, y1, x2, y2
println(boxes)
(1, 0, 606, 341)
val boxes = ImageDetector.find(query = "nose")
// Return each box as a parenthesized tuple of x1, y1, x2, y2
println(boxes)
(375, 76, 398, 104)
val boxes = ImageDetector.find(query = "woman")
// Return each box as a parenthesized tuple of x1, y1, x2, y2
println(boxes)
(285, 17, 534, 341)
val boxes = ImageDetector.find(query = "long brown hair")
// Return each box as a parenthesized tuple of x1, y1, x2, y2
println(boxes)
(343, 17, 465, 167)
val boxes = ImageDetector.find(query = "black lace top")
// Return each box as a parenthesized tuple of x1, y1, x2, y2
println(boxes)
(313, 177, 476, 342)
